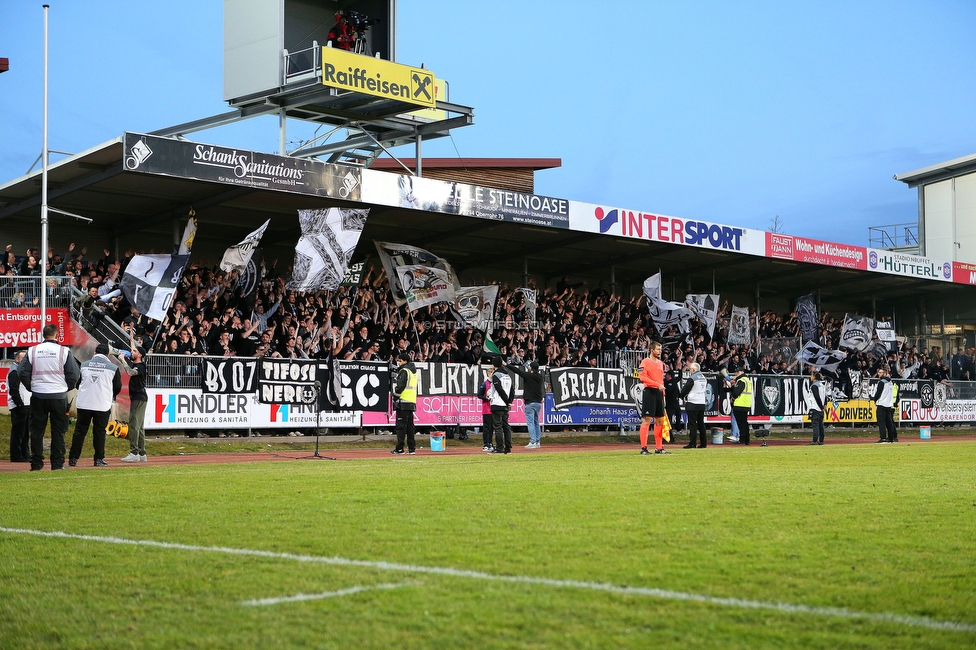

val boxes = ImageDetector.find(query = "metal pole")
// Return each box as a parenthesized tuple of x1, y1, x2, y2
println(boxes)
(415, 134, 423, 177)
(40, 4, 50, 335)
(279, 108, 286, 155)
(523, 256, 528, 288)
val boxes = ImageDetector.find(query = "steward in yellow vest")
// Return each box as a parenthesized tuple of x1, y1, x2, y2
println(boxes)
(731, 368, 753, 445)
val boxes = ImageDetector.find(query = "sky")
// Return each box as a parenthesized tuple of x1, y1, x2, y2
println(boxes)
(1, 0, 975, 248)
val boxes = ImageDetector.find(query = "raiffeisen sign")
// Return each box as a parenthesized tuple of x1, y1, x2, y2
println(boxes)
(321, 47, 435, 108)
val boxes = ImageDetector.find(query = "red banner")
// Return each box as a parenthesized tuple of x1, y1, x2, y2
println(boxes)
(765, 233, 867, 270)
(0, 367, 8, 408)
(952, 261, 976, 285)
(0, 309, 81, 348)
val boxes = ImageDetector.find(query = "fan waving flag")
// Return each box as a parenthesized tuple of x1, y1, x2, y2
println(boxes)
(289, 208, 369, 292)
(685, 293, 720, 339)
(220, 219, 269, 272)
(728, 306, 752, 345)
(795, 293, 819, 342)
(839, 313, 874, 352)
(120, 254, 189, 321)
(375, 241, 460, 307)
(796, 340, 847, 373)
(642, 273, 694, 335)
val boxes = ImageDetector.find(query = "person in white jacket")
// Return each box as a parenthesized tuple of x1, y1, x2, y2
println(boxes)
(68, 344, 122, 467)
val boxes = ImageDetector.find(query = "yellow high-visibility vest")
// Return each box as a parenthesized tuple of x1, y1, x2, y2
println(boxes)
(733, 376, 753, 408)
(399, 368, 418, 405)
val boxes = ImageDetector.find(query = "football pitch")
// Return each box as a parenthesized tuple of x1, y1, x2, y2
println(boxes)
(1, 442, 975, 648)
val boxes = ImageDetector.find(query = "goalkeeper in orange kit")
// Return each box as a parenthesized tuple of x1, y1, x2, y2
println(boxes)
(637, 340, 670, 455)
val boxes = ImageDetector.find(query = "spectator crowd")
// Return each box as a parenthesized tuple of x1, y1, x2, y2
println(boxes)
(2, 241, 967, 385)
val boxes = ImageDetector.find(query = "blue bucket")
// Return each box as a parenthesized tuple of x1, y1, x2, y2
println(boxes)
(919, 426, 931, 439)
(430, 432, 446, 452)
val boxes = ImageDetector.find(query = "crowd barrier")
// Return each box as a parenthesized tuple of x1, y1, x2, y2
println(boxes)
(132, 355, 976, 431)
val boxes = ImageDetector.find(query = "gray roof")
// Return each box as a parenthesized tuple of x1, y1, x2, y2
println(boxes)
(894, 153, 976, 187)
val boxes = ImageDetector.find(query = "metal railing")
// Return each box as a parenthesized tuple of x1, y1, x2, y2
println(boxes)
(600, 349, 648, 372)
(868, 222, 919, 252)
(284, 43, 320, 85)
(146, 354, 204, 389)
(0, 276, 74, 308)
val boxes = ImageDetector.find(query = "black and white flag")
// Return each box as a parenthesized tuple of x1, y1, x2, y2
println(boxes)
(642, 273, 694, 335)
(450, 285, 499, 329)
(395, 264, 457, 311)
(795, 340, 847, 373)
(516, 287, 537, 323)
(289, 208, 369, 292)
(220, 219, 269, 272)
(120, 253, 189, 321)
(874, 321, 897, 354)
(795, 293, 819, 342)
(375, 241, 460, 307)
(685, 293, 720, 338)
(728, 305, 752, 345)
(839, 313, 874, 352)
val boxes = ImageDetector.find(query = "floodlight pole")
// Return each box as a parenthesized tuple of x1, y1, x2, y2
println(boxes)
(40, 4, 50, 334)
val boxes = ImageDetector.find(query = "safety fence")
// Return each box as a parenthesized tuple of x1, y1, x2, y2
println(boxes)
(0, 276, 74, 308)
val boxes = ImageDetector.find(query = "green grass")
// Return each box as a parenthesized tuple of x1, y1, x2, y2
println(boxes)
(1, 439, 975, 648)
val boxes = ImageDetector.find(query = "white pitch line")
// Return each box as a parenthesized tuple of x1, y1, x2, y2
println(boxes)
(1, 526, 973, 633)
(243, 582, 411, 607)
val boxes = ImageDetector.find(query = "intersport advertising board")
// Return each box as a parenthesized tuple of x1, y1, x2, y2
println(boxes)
(567, 201, 767, 256)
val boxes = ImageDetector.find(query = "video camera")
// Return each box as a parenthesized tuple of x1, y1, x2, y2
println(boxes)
(346, 10, 380, 32)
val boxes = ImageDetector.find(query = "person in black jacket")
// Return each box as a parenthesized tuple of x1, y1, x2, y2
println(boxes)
(7, 351, 31, 462)
(806, 371, 828, 445)
(505, 359, 545, 449)
(390, 352, 418, 455)
(872, 365, 897, 444)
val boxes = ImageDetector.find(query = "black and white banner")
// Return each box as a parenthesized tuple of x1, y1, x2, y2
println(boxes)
(289, 208, 369, 292)
(257, 359, 319, 405)
(839, 313, 874, 352)
(685, 293, 720, 338)
(123, 133, 362, 200)
(120, 253, 190, 321)
(450, 285, 498, 329)
(795, 340, 847, 373)
(220, 219, 268, 272)
(396, 264, 457, 311)
(548, 367, 636, 410)
(874, 321, 897, 353)
(795, 293, 818, 342)
(728, 306, 752, 345)
(374, 241, 460, 308)
(202, 358, 259, 394)
(516, 287, 537, 323)
(337, 361, 391, 412)
(643, 273, 694, 335)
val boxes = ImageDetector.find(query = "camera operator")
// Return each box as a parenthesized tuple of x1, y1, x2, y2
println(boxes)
(328, 12, 353, 51)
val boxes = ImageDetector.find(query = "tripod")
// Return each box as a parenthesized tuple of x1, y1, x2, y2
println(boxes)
(353, 31, 371, 56)
(301, 380, 336, 460)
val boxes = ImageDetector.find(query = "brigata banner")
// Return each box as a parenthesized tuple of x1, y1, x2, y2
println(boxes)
(123, 133, 362, 201)
(0, 309, 80, 348)
(548, 367, 637, 410)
